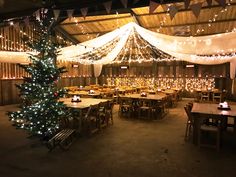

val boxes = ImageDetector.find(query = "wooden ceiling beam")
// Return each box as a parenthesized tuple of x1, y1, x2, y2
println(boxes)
(136, 3, 236, 17)
(147, 18, 236, 29)
(60, 14, 132, 26)
(72, 31, 110, 36)
(130, 9, 141, 26)
(54, 25, 80, 44)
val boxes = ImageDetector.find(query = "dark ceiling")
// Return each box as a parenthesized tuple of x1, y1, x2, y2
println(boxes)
(0, 0, 183, 21)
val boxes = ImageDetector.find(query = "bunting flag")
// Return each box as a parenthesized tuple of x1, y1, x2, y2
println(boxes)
(169, 5, 178, 20)
(120, 0, 128, 8)
(67, 9, 74, 21)
(0, 0, 4, 7)
(23, 17, 30, 26)
(41, 8, 48, 19)
(206, 0, 212, 6)
(35, 10, 40, 21)
(53, 9, 60, 20)
(103, 1, 112, 14)
(44, 8, 48, 14)
(149, 1, 159, 14)
(13, 22, 20, 31)
(184, 0, 191, 9)
(215, 0, 226, 8)
(190, 3, 202, 18)
(81, 7, 88, 19)
(161, 4, 168, 12)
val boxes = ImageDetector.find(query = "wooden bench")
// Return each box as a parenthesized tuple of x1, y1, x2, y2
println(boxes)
(47, 129, 76, 151)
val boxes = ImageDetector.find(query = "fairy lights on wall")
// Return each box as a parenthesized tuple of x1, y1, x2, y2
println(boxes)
(106, 77, 215, 91)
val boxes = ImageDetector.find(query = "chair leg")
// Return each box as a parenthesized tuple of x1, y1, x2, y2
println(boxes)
(185, 124, 190, 141)
(217, 131, 220, 152)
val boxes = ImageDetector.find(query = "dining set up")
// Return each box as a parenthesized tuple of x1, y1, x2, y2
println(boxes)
(184, 99, 236, 152)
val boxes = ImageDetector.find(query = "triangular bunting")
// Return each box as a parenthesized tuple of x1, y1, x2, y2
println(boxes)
(161, 4, 168, 12)
(44, 8, 48, 15)
(13, 22, 20, 30)
(53, 9, 60, 20)
(215, 0, 226, 8)
(35, 10, 40, 21)
(184, 0, 191, 9)
(67, 9, 74, 21)
(23, 17, 30, 26)
(169, 5, 178, 20)
(103, 1, 112, 14)
(149, 1, 159, 14)
(206, 0, 212, 6)
(120, 0, 128, 8)
(190, 3, 202, 18)
(80, 7, 88, 19)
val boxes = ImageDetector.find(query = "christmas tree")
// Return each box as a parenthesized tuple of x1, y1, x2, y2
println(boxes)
(8, 19, 68, 139)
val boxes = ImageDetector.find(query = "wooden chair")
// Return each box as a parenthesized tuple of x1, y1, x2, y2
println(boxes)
(171, 92, 178, 107)
(184, 103, 194, 141)
(106, 100, 114, 125)
(151, 100, 166, 119)
(119, 97, 133, 118)
(137, 99, 152, 119)
(84, 104, 100, 135)
(212, 91, 222, 103)
(198, 116, 221, 152)
(98, 102, 108, 129)
(201, 91, 210, 102)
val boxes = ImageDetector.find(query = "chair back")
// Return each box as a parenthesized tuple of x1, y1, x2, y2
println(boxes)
(184, 105, 193, 124)
(85, 104, 99, 119)
(119, 97, 132, 106)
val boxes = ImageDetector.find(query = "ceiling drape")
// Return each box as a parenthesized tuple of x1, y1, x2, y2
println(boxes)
(1, 22, 236, 78)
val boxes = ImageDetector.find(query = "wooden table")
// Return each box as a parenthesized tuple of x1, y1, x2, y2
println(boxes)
(191, 102, 236, 144)
(60, 98, 109, 109)
(68, 91, 101, 98)
(120, 93, 167, 101)
(59, 98, 110, 133)
(162, 89, 176, 95)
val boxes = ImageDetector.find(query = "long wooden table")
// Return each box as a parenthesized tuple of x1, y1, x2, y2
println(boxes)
(60, 98, 109, 109)
(59, 98, 110, 133)
(191, 102, 236, 144)
(119, 93, 167, 101)
(67, 91, 101, 98)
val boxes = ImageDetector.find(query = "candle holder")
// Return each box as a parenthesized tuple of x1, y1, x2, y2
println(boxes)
(140, 92, 147, 97)
(218, 101, 230, 110)
(71, 95, 81, 102)
(88, 90, 95, 94)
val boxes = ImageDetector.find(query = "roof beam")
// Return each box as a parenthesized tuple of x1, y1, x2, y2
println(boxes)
(72, 31, 110, 36)
(54, 26, 79, 44)
(136, 3, 236, 17)
(60, 14, 132, 26)
(130, 9, 141, 25)
(147, 18, 236, 29)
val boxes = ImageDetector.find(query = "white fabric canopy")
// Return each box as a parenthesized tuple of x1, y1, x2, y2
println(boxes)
(1, 22, 236, 78)
(0, 51, 31, 63)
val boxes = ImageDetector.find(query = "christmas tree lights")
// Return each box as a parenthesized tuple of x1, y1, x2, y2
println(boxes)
(8, 18, 68, 139)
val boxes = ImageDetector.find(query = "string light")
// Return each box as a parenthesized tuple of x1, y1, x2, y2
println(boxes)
(106, 77, 215, 92)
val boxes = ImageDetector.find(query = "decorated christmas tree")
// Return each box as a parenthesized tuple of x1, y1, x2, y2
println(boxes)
(8, 19, 68, 139)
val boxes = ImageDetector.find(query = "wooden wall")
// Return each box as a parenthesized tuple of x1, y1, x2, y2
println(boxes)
(98, 61, 233, 98)
(0, 77, 96, 106)
(100, 61, 229, 78)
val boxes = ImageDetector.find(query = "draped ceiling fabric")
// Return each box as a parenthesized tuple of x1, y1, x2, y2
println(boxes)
(0, 51, 31, 63)
(1, 22, 236, 78)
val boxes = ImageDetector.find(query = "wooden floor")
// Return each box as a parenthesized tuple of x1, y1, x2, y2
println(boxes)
(1, 100, 236, 177)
